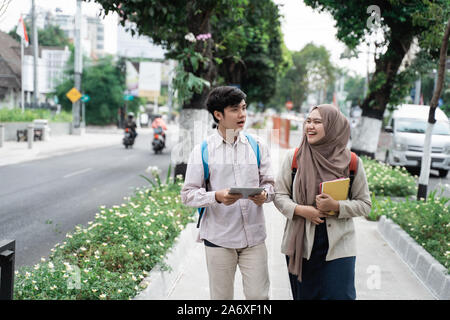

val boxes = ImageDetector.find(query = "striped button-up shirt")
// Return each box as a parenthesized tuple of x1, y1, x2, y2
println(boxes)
(181, 130, 275, 248)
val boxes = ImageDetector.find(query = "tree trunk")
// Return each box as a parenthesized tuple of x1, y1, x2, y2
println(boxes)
(351, 32, 414, 159)
(174, 8, 217, 179)
(417, 18, 450, 201)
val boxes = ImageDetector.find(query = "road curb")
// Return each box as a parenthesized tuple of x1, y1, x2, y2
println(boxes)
(133, 221, 199, 300)
(378, 216, 449, 300)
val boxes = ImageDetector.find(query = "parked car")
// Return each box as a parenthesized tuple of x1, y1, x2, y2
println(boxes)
(384, 104, 450, 177)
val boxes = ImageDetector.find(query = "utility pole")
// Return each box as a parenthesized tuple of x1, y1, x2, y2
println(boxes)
(414, 75, 421, 105)
(73, 0, 83, 133)
(32, 0, 39, 107)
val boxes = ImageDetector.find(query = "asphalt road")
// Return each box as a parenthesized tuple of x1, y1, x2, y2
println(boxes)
(0, 132, 171, 268)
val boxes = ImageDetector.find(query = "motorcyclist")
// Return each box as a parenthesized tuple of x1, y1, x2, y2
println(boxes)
(125, 112, 138, 140)
(151, 115, 167, 141)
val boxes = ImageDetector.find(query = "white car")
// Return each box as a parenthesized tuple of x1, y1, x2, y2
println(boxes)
(384, 104, 450, 177)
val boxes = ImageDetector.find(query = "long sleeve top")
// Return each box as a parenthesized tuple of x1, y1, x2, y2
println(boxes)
(181, 130, 275, 248)
(274, 148, 372, 261)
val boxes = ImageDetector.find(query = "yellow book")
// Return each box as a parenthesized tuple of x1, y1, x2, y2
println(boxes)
(319, 177, 350, 216)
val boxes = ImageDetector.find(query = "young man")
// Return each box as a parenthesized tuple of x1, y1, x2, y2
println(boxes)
(181, 86, 275, 300)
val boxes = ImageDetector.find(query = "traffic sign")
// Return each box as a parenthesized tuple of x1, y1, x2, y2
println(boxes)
(66, 87, 82, 103)
(81, 94, 90, 103)
(124, 94, 135, 101)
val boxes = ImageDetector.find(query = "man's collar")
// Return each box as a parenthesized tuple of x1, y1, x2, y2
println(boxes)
(212, 129, 247, 148)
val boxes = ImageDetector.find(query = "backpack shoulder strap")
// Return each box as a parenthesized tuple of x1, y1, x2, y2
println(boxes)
(291, 148, 299, 170)
(290, 148, 299, 198)
(201, 140, 209, 181)
(197, 140, 209, 228)
(349, 151, 358, 173)
(244, 133, 261, 168)
(348, 152, 359, 198)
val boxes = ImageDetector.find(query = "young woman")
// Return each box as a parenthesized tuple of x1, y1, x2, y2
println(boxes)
(274, 104, 371, 300)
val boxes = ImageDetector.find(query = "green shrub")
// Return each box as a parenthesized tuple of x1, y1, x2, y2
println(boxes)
(14, 168, 195, 300)
(370, 191, 449, 273)
(0, 108, 72, 122)
(362, 156, 417, 197)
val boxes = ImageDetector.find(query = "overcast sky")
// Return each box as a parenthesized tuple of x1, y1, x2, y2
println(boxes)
(0, 0, 373, 76)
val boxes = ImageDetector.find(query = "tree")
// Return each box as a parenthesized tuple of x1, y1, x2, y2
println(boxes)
(344, 73, 366, 108)
(267, 43, 336, 112)
(91, 0, 284, 176)
(53, 54, 141, 125)
(304, 0, 450, 158)
(417, 18, 450, 200)
(9, 23, 71, 47)
(213, 0, 287, 106)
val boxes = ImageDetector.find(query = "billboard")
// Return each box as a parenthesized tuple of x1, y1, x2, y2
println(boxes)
(138, 61, 161, 100)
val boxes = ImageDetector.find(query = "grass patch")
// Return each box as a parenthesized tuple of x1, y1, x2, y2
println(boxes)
(371, 191, 449, 273)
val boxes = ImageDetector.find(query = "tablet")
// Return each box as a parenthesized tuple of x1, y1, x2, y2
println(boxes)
(229, 187, 264, 199)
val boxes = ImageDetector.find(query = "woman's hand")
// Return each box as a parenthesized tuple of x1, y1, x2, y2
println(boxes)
(294, 205, 327, 225)
(315, 193, 339, 213)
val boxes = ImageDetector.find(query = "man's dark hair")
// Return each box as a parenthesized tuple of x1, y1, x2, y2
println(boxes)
(206, 86, 246, 123)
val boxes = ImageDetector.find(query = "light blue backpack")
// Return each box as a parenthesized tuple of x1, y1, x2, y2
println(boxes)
(196, 133, 261, 228)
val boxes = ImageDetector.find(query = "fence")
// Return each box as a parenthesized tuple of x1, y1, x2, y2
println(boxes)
(0, 240, 15, 300)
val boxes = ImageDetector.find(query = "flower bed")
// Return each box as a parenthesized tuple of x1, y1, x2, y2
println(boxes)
(371, 192, 449, 273)
(14, 169, 195, 300)
(361, 156, 417, 197)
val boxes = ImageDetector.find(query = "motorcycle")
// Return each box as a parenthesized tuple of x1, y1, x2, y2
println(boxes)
(123, 128, 135, 149)
(152, 127, 165, 154)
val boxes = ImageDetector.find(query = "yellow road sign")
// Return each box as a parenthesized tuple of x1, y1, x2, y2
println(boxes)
(66, 87, 82, 103)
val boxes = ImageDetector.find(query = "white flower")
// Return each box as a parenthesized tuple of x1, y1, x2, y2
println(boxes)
(184, 32, 196, 42)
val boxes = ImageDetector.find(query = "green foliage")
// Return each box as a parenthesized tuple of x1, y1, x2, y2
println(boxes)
(9, 23, 71, 48)
(14, 170, 195, 300)
(213, 0, 286, 105)
(37, 25, 71, 48)
(92, 0, 285, 109)
(304, 0, 449, 120)
(267, 43, 335, 112)
(53, 55, 140, 125)
(370, 192, 450, 273)
(0, 108, 72, 122)
(361, 156, 417, 197)
(344, 74, 365, 107)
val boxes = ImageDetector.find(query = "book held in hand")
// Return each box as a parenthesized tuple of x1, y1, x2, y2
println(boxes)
(319, 177, 350, 215)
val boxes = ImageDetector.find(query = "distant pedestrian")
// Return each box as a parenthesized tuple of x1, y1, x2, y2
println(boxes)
(274, 104, 371, 300)
(181, 86, 275, 300)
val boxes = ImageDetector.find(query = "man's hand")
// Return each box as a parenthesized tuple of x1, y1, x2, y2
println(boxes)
(248, 190, 267, 206)
(315, 193, 339, 213)
(215, 189, 243, 206)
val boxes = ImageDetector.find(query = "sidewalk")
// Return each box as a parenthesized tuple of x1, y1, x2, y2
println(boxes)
(135, 147, 436, 300)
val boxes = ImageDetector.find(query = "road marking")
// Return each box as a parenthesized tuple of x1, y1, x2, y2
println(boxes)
(63, 167, 92, 178)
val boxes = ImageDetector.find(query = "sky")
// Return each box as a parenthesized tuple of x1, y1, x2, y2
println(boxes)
(0, 0, 373, 76)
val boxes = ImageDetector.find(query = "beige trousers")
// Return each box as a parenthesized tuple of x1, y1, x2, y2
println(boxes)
(204, 242, 270, 300)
